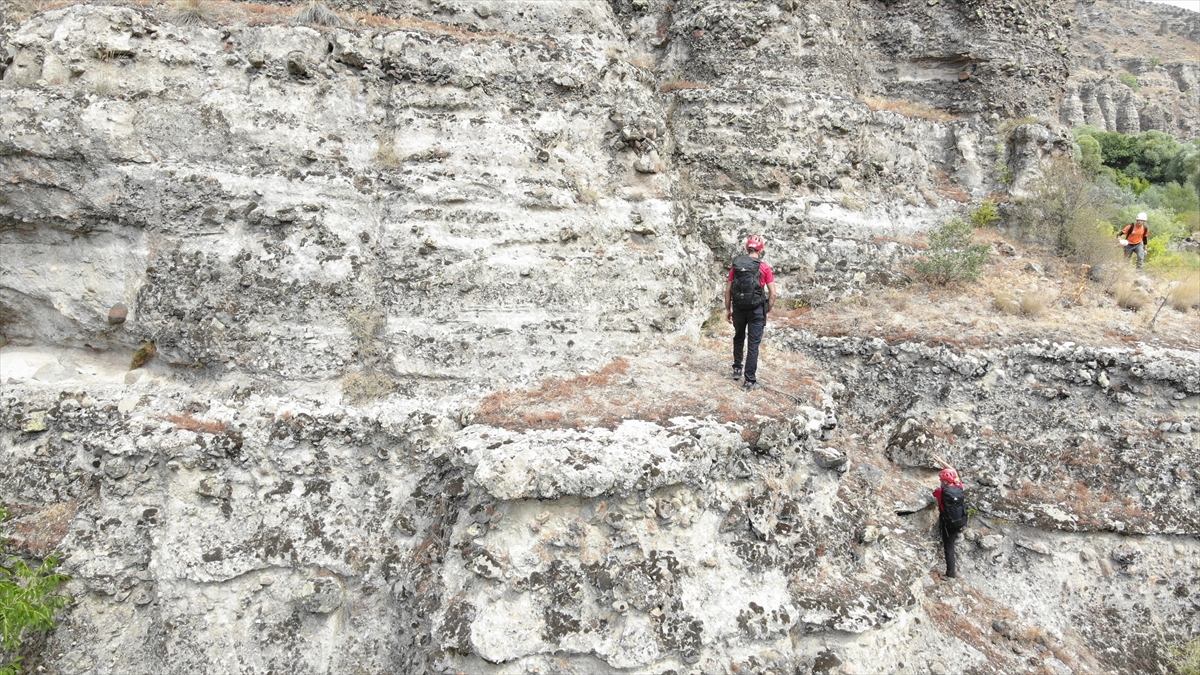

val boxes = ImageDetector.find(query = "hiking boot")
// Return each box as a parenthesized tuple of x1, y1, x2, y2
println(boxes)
(731, 366, 743, 380)
(742, 380, 758, 391)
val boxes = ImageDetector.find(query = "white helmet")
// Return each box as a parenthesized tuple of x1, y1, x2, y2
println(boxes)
(1136, 212, 1147, 221)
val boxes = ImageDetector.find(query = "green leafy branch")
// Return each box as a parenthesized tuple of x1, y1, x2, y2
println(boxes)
(1, 504, 71, 675)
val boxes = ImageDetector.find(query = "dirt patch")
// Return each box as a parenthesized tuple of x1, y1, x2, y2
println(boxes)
(473, 338, 824, 431)
(6, 500, 77, 556)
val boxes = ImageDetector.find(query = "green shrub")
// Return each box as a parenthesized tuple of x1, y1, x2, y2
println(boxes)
(129, 341, 155, 370)
(1012, 155, 1121, 271)
(915, 218, 990, 285)
(1171, 634, 1200, 675)
(1160, 183, 1200, 215)
(970, 199, 1000, 228)
(1118, 72, 1140, 91)
(1165, 139, 1200, 190)
(1076, 134, 1103, 175)
(1, 504, 71, 675)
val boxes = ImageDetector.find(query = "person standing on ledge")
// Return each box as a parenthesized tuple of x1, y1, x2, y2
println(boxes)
(1119, 212, 1151, 269)
(932, 456, 968, 579)
(725, 235, 777, 391)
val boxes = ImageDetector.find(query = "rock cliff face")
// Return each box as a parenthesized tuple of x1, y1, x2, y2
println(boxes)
(1, 1, 1198, 674)
(1061, 0, 1200, 137)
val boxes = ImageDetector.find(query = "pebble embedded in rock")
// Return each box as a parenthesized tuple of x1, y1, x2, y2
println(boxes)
(287, 51, 311, 78)
(104, 458, 131, 479)
(813, 447, 847, 470)
(108, 302, 128, 324)
(297, 577, 342, 614)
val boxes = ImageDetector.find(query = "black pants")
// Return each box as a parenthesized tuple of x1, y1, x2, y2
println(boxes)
(732, 306, 766, 383)
(940, 516, 963, 577)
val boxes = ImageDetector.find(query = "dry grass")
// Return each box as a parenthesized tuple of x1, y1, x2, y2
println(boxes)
(928, 169, 971, 203)
(375, 139, 400, 167)
(342, 369, 395, 403)
(169, 0, 219, 26)
(91, 75, 120, 98)
(342, 308, 395, 403)
(1006, 480, 1151, 530)
(295, 1, 342, 26)
(1113, 278, 1151, 310)
(993, 291, 1020, 315)
(766, 228, 1199, 352)
(925, 586, 1016, 665)
(19, 0, 553, 42)
(862, 97, 957, 122)
(166, 412, 227, 434)
(1019, 292, 1048, 317)
(1167, 273, 1200, 312)
(8, 0, 54, 20)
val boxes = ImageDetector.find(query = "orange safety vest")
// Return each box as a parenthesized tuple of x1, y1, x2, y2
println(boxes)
(1121, 222, 1148, 245)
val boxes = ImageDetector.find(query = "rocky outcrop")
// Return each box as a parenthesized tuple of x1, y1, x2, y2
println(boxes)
(2, 1, 1199, 674)
(1065, 0, 1200, 136)
(4, 329, 1199, 673)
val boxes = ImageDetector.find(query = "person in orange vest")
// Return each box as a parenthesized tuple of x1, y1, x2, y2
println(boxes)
(1119, 212, 1151, 269)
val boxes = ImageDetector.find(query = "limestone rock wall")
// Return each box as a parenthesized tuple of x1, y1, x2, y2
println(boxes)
(0, 0, 1088, 373)
(2, 1, 1200, 674)
(2, 333, 1199, 674)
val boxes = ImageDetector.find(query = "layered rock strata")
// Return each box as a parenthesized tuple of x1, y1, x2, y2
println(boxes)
(2, 0, 1199, 674)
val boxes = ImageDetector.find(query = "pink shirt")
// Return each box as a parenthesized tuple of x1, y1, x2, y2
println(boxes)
(727, 260, 775, 285)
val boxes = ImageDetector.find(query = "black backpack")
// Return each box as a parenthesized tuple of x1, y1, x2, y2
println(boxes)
(941, 485, 968, 529)
(730, 255, 765, 310)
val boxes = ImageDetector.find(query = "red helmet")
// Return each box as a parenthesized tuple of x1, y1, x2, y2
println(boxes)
(939, 469, 959, 484)
(746, 235, 765, 251)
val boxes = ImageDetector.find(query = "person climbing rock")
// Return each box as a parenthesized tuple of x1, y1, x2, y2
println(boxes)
(1119, 213, 1151, 269)
(725, 235, 777, 391)
(932, 457, 968, 579)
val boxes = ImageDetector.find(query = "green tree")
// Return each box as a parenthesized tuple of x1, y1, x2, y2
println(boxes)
(1141, 182, 1200, 216)
(1076, 134, 1103, 175)
(1134, 130, 1183, 183)
(1, 504, 71, 675)
(1074, 127, 1184, 185)
(1166, 138, 1200, 195)
(915, 218, 991, 285)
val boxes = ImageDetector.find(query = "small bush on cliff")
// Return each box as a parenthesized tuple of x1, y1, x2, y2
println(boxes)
(915, 218, 990, 285)
(1012, 155, 1121, 271)
(1, 504, 72, 675)
(129, 341, 156, 370)
(970, 199, 1001, 228)
(1170, 634, 1200, 675)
